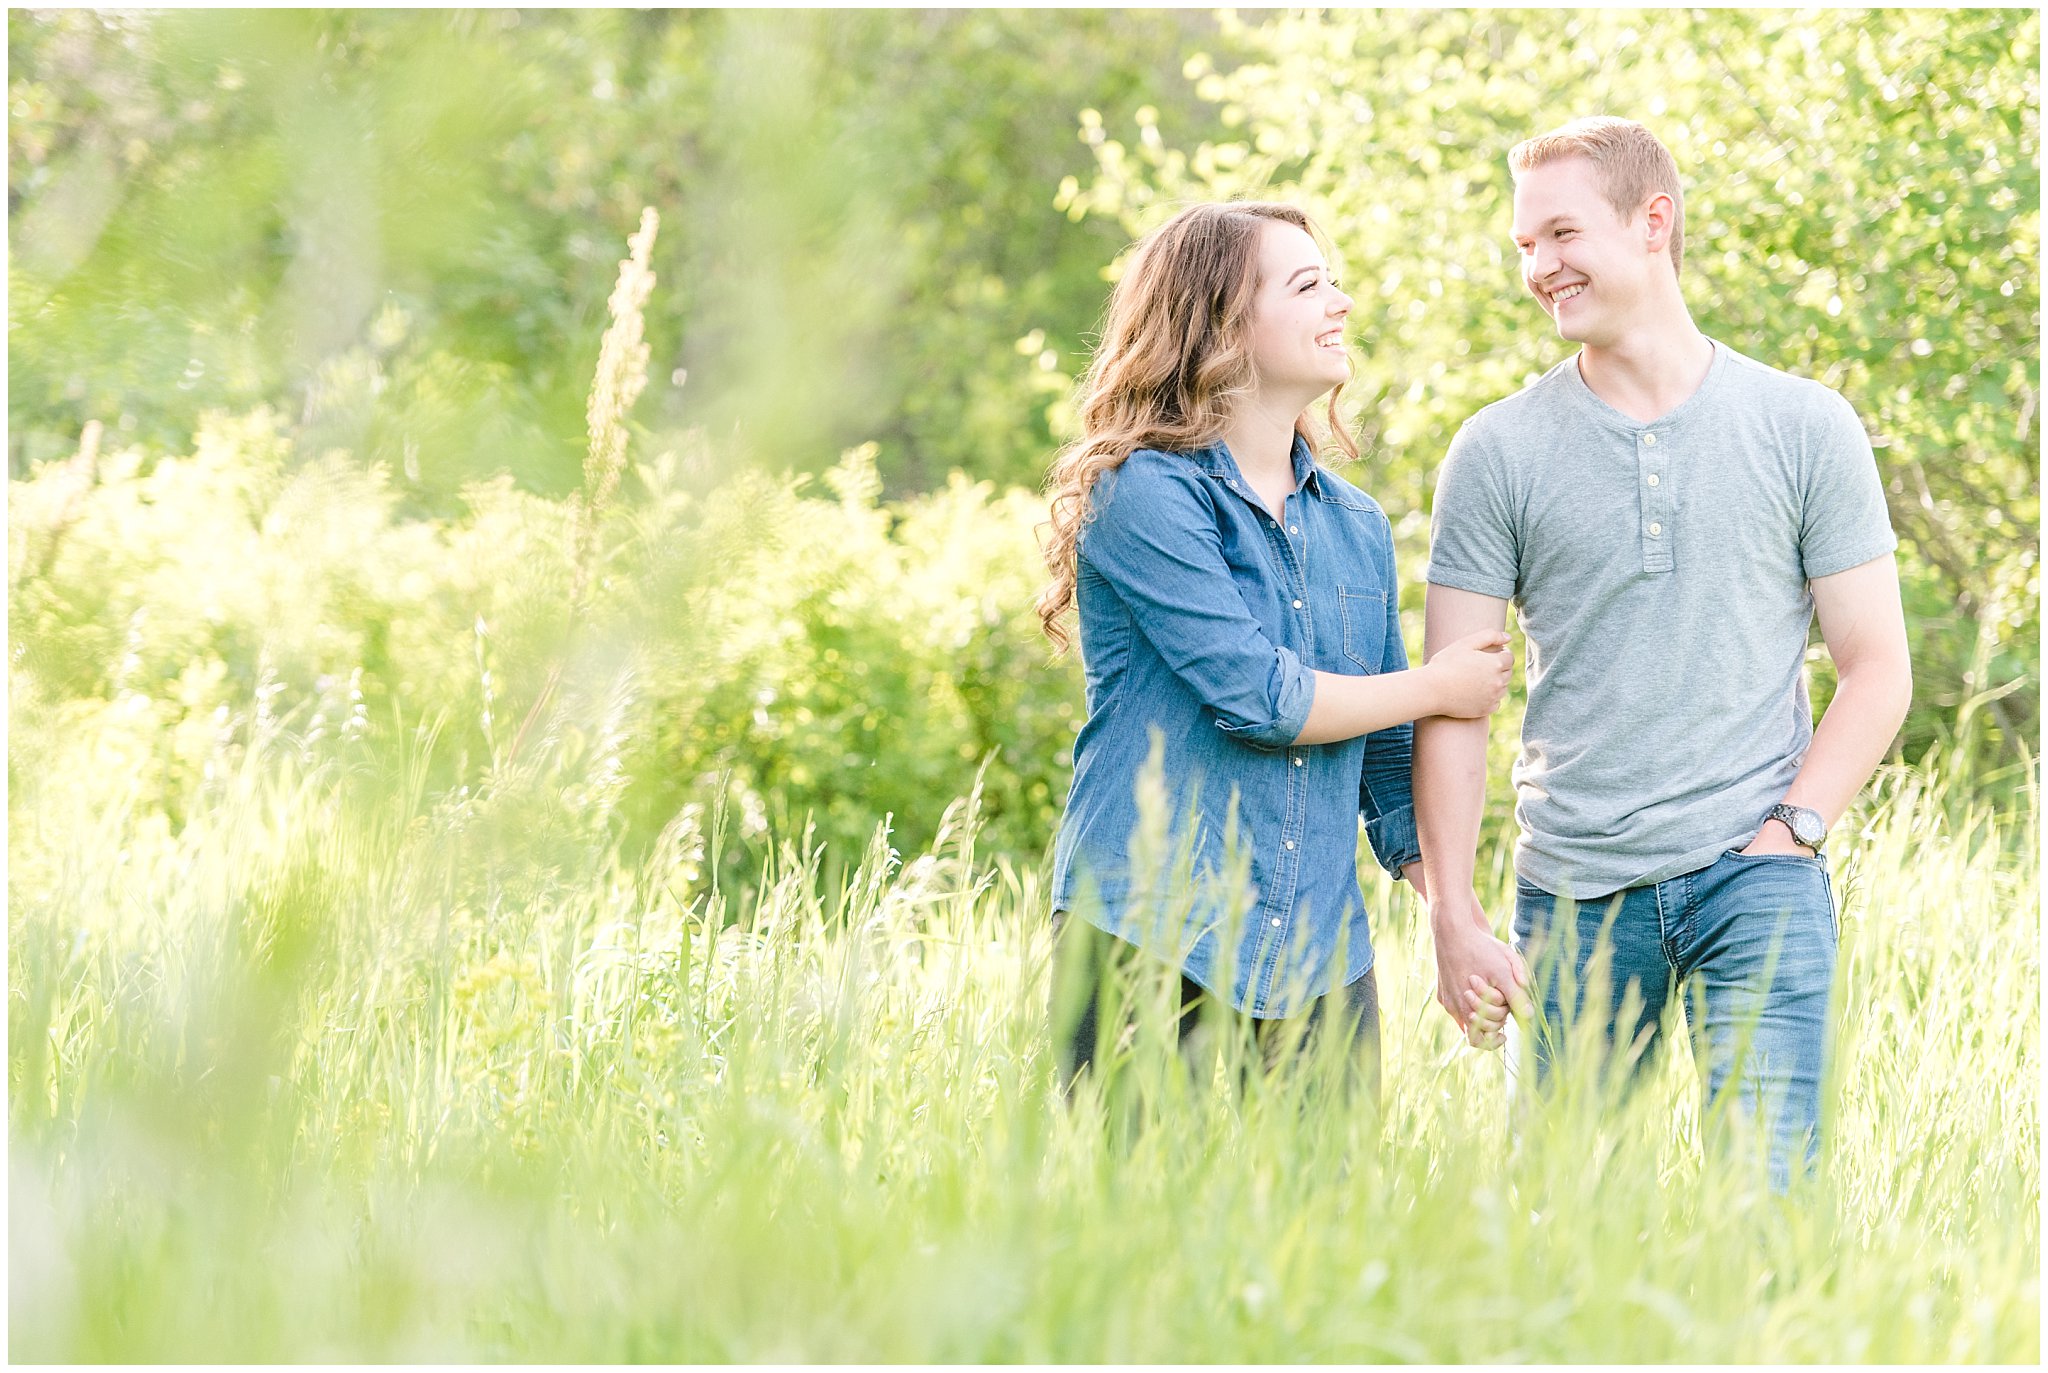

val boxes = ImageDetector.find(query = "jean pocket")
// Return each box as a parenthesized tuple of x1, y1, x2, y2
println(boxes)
(1719, 848, 1834, 944)
(1722, 847, 1825, 868)
(1337, 586, 1387, 672)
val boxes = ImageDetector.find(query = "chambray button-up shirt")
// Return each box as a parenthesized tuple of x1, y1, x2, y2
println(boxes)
(1050, 436, 1421, 1018)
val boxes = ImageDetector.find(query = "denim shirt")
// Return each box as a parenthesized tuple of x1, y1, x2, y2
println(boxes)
(1050, 435, 1422, 1018)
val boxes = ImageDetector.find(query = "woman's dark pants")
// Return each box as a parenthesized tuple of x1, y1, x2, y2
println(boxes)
(1049, 912, 1380, 1102)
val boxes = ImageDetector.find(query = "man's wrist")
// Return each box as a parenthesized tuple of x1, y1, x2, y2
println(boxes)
(1765, 802, 1828, 849)
(1428, 890, 1486, 935)
(1760, 817, 1818, 855)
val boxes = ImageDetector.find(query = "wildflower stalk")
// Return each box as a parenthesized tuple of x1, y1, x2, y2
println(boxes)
(506, 208, 659, 770)
(571, 206, 659, 615)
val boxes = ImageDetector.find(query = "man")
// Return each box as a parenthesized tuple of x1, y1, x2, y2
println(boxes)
(1414, 116, 1912, 1188)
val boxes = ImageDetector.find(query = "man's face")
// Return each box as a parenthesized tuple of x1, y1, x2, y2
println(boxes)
(1510, 156, 1657, 346)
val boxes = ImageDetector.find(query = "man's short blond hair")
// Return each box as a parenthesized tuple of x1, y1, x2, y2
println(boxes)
(1509, 116, 1685, 277)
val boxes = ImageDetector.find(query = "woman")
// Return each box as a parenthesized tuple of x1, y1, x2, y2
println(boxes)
(1038, 201, 1513, 1093)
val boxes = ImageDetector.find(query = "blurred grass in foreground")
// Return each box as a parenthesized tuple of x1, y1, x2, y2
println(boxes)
(7, 726, 2037, 1359)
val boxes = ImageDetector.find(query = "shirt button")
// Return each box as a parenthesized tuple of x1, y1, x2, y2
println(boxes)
(1647, 474, 1660, 487)
(1284, 840, 1296, 850)
(1292, 755, 1304, 767)
(1289, 525, 1300, 535)
(1292, 599, 1303, 609)
(1649, 522, 1663, 536)
(1643, 432, 1658, 446)
(1270, 917, 1284, 928)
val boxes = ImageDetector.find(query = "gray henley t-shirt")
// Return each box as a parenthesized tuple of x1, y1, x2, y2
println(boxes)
(1426, 342, 1897, 900)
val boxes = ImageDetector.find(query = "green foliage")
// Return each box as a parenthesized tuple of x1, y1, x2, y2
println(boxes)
(8, 416, 1079, 903)
(1066, 7, 2039, 769)
(7, 9, 1227, 496)
(10, 188, 1085, 914)
(13, 8, 2034, 801)
(613, 443, 1081, 887)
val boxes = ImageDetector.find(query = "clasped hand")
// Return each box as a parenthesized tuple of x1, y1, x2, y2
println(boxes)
(1429, 894, 1532, 1053)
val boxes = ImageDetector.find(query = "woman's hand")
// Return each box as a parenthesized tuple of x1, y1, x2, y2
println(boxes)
(1424, 629, 1513, 718)
(1461, 976, 1513, 1050)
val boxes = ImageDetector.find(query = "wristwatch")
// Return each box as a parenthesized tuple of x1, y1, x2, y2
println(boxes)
(1765, 803, 1827, 850)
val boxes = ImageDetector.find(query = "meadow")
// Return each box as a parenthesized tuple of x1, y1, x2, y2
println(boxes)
(9, 243, 2040, 1353)
(9, 8, 2039, 1362)
(8, 702, 2037, 1360)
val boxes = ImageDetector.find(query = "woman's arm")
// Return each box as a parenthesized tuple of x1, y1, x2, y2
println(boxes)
(1085, 456, 1510, 750)
(1295, 631, 1510, 744)
(1082, 459, 1317, 749)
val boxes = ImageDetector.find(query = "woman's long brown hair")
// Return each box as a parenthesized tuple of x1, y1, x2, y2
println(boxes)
(1036, 202, 1356, 652)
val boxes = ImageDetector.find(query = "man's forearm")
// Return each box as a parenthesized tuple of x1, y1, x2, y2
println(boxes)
(1413, 713, 1491, 931)
(1414, 584, 1510, 926)
(1777, 662, 1913, 831)
(1775, 555, 1914, 844)
(1413, 586, 1526, 1032)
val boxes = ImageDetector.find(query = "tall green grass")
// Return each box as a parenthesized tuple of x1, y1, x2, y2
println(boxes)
(12, 208, 2037, 1363)
(9, 710, 2037, 1360)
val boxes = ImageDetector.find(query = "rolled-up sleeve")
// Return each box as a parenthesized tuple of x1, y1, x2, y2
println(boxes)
(1082, 458, 1315, 750)
(1361, 793, 1421, 875)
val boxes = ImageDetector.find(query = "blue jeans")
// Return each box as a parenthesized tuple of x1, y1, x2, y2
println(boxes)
(1512, 849, 1838, 1190)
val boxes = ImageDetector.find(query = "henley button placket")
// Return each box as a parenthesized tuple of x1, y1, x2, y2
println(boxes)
(1639, 430, 1674, 574)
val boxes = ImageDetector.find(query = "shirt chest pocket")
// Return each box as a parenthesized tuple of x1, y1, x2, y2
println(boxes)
(1336, 587, 1387, 673)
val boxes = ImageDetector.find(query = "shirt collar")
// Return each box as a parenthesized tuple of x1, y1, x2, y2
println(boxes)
(1183, 433, 1328, 500)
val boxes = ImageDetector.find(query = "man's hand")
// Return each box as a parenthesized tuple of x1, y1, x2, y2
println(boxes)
(1738, 818, 1815, 858)
(1431, 894, 1532, 1052)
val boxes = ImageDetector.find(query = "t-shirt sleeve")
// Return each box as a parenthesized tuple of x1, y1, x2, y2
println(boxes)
(1799, 391, 1899, 579)
(1425, 420, 1520, 600)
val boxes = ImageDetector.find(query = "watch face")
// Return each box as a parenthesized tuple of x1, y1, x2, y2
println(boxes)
(1782, 807, 1825, 847)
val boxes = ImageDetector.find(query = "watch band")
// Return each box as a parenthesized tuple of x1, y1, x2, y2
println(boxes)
(1766, 803, 1826, 849)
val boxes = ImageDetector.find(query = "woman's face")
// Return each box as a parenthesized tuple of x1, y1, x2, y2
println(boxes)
(1244, 220, 1353, 404)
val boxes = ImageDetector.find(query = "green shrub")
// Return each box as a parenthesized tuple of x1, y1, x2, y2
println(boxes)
(9, 406, 1080, 909)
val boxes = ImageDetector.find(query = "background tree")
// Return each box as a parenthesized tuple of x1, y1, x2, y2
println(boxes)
(9, 8, 1229, 499)
(1064, 7, 2038, 769)
(10, 7, 2038, 840)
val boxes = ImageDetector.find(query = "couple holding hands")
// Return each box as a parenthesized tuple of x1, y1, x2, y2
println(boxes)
(1040, 116, 1911, 1190)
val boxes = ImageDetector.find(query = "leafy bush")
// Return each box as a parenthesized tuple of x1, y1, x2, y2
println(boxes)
(9, 409, 1079, 909)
